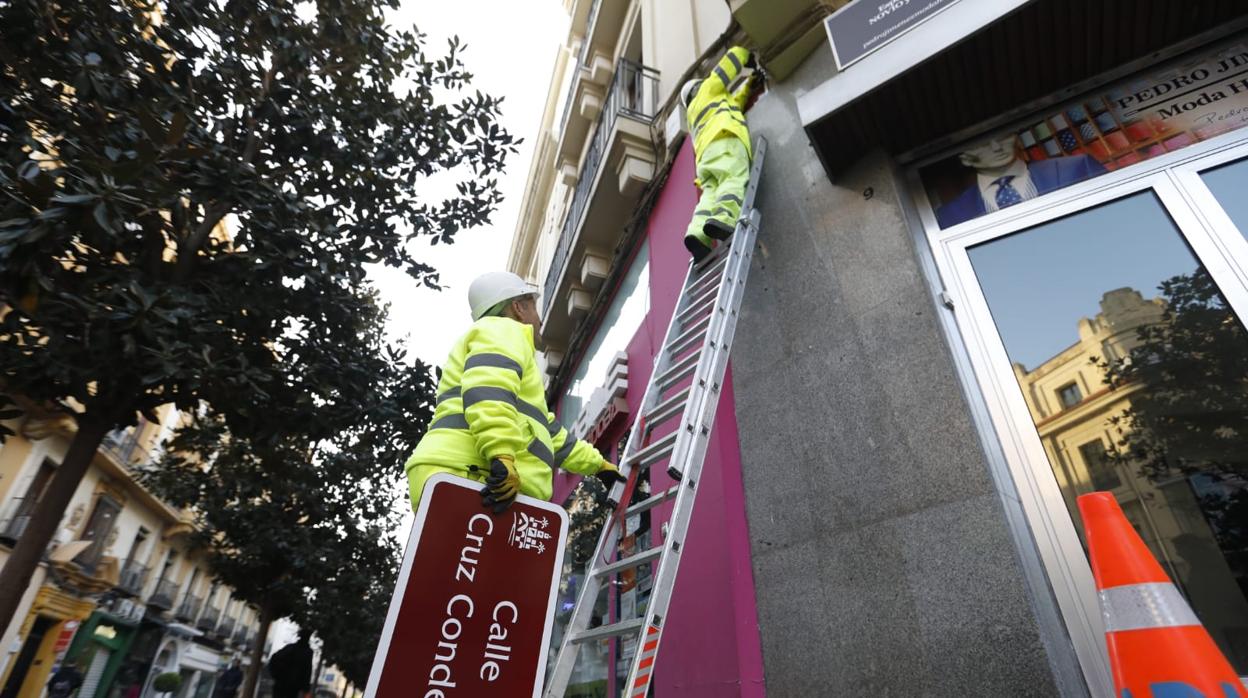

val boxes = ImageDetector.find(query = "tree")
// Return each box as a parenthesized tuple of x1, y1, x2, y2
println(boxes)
(1093, 268, 1248, 480)
(298, 522, 401, 689)
(141, 305, 432, 698)
(0, 0, 517, 630)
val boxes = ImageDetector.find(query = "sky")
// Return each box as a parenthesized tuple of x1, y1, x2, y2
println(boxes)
(365, 0, 570, 534)
(968, 191, 1202, 370)
(368, 0, 569, 368)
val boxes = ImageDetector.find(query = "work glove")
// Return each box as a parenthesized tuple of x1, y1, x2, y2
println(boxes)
(595, 462, 627, 488)
(480, 456, 521, 513)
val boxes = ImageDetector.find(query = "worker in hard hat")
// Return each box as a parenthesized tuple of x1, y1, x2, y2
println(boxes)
(404, 271, 625, 512)
(680, 46, 758, 262)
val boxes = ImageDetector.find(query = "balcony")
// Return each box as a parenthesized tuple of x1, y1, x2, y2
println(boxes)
(218, 616, 236, 639)
(149, 579, 178, 611)
(175, 594, 203, 623)
(197, 605, 220, 632)
(0, 497, 34, 544)
(117, 562, 150, 597)
(101, 427, 142, 467)
(557, 0, 632, 164)
(542, 59, 660, 351)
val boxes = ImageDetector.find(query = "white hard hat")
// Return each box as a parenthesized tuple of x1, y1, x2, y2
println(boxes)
(680, 79, 702, 109)
(468, 271, 537, 321)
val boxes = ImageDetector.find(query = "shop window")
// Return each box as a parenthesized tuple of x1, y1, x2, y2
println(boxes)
(1201, 157, 1248, 244)
(967, 191, 1248, 674)
(1056, 382, 1082, 409)
(1, 458, 56, 541)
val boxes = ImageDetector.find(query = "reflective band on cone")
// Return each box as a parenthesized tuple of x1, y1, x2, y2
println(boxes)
(1098, 582, 1199, 632)
(1077, 492, 1247, 697)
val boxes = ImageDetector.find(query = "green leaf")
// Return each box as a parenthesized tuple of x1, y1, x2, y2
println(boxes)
(49, 192, 97, 205)
(93, 202, 114, 234)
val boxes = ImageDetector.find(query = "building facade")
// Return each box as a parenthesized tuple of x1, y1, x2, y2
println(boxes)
(513, 0, 1248, 695)
(0, 407, 264, 698)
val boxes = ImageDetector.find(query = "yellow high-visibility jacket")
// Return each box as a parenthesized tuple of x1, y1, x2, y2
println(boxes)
(406, 316, 606, 502)
(686, 46, 753, 179)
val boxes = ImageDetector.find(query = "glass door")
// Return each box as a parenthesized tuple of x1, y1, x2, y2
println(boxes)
(932, 166, 1248, 694)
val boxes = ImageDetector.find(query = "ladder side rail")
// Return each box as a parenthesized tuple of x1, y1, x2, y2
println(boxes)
(621, 206, 762, 698)
(607, 260, 705, 504)
(544, 258, 703, 698)
(619, 139, 765, 696)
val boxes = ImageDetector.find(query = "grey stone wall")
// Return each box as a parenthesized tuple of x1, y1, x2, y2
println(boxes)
(730, 47, 1065, 696)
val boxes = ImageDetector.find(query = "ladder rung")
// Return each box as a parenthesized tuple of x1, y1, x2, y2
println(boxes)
(570, 617, 645, 645)
(692, 246, 729, 277)
(625, 485, 679, 516)
(687, 260, 726, 296)
(594, 546, 663, 578)
(686, 274, 723, 305)
(644, 386, 691, 430)
(627, 430, 678, 469)
(667, 313, 711, 357)
(694, 241, 732, 273)
(656, 349, 702, 392)
(676, 287, 717, 326)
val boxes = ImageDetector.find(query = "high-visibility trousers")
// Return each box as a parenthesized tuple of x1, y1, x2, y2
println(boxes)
(406, 463, 487, 510)
(685, 136, 751, 248)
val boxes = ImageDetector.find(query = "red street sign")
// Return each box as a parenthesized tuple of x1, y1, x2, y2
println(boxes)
(365, 473, 568, 698)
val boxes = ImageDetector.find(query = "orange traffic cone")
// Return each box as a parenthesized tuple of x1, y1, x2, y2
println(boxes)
(1078, 492, 1247, 698)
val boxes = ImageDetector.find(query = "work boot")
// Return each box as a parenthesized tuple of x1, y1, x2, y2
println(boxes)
(703, 218, 735, 241)
(684, 234, 714, 262)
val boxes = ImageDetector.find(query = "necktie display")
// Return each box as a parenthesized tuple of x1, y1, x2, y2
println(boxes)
(994, 175, 1024, 209)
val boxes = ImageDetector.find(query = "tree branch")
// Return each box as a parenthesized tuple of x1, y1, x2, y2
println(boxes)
(175, 61, 278, 280)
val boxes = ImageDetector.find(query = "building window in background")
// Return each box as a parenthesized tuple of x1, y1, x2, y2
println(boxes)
(77, 494, 122, 573)
(1057, 382, 1082, 409)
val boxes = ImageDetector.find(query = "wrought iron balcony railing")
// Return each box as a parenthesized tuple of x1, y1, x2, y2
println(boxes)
(117, 562, 150, 596)
(197, 605, 221, 631)
(176, 594, 203, 622)
(101, 428, 142, 466)
(558, 0, 605, 133)
(543, 59, 660, 316)
(149, 579, 178, 610)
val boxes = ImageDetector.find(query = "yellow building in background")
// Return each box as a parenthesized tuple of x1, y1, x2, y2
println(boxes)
(0, 405, 262, 698)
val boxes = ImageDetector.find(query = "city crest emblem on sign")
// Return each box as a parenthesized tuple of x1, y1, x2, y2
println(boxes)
(510, 512, 552, 554)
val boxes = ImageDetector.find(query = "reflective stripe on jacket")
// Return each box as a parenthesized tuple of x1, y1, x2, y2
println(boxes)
(405, 316, 606, 501)
(687, 45, 753, 180)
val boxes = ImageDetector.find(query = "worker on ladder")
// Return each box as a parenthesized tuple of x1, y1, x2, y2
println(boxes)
(680, 45, 759, 262)
(404, 271, 625, 512)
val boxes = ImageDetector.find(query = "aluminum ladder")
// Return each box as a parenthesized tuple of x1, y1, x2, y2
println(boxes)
(544, 137, 766, 698)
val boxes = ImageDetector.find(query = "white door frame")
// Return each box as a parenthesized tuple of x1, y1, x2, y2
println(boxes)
(907, 129, 1248, 696)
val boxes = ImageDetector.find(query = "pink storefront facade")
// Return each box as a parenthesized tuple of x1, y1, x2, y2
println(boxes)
(548, 142, 766, 697)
